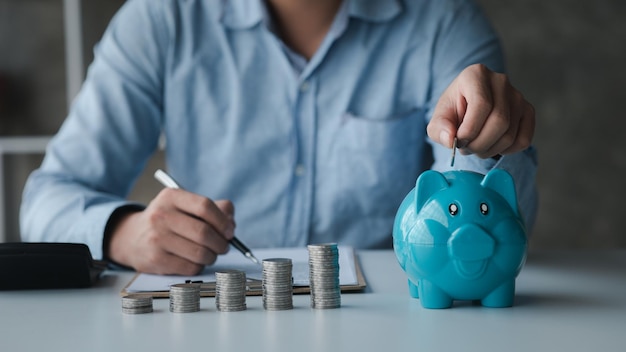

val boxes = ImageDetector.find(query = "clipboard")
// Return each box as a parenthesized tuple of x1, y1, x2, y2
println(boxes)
(121, 247, 367, 298)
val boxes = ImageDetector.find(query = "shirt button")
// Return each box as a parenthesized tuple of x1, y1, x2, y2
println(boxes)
(300, 81, 310, 92)
(294, 164, 306, 176)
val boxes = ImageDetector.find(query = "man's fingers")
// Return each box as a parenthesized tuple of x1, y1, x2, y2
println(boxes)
(159, 188, 235, 240)
(427, 112, 456, 149)
(155, 229, 219, 266)
(215, 199, 235, 222)
(462, 73, 512, 157)
(455, 66, 494, 147)
(501, 101, 535, 155)
(167, 214, 230, 254)
(141, 249, 205, 276)
(148, 193, 231, 254)
(428, 90, 465, 149)
(429, 64, 494, 149)
(187, 196, 235, 239)
(477, 90, 522, 158)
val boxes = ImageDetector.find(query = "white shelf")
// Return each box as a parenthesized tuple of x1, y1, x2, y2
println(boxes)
(0, 136, 52, 153)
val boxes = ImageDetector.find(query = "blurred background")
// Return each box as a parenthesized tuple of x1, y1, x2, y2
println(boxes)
(0, 0, 624, 248)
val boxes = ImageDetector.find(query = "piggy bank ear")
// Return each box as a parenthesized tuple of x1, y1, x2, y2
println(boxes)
(481, 169, 519, 214)
(415, 170, 449, 210)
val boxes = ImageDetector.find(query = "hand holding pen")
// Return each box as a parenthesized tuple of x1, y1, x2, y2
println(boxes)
(154, 169, 260, 265)
(105, 169, 248, 275)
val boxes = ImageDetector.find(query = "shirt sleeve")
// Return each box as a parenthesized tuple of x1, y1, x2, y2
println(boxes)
(19, 0, 171, 259)
(424, 0, 539, 232)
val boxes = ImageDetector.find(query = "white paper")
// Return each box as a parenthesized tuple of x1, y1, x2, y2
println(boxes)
(126, 246, 357, 293)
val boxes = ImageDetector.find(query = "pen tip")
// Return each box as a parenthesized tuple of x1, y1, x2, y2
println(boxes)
(248, 254, 260, 265)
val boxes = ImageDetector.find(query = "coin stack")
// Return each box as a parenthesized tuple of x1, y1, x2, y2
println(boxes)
(262, 258, 293, 311)
(121, 294, 153, 314)
(307, 243, 341, 309)
(215, 270, 247, 312)
(169, 283, 201, 313)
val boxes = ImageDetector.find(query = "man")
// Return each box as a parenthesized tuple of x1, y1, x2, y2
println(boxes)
(20, 0, 537, 275)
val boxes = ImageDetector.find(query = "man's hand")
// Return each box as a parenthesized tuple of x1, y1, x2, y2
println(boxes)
(106, 188, 236, 275)
(427, 64, 535, 159)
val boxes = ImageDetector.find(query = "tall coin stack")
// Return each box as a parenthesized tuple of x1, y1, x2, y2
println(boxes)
(121, 294, 153, 314)
(215, 270, 247, 312)
(169, 283, 201, 313)
(307, 243, 341, 309)
(262, 258, 294, 311)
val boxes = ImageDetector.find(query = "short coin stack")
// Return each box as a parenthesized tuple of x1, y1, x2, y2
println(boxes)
(262, 258, 293, 311)
(307, 243, 341, 309)
(215, 270, 247, 312)
(169, 283, 201, 313)
(121, 294, 153, 314)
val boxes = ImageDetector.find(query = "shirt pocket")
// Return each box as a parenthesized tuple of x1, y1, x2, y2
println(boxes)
(319, 107, 427, 221)
(334, 108, 425, 153)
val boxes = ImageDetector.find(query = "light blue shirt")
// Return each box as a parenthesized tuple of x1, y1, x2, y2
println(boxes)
(20, 0, 538, 260)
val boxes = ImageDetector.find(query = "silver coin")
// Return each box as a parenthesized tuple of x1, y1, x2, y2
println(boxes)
(121, 294, 154, 314)
(215, 270, 247, 312)
(261, 258, 293, 311)
(122, 307, 154, 314)
(169, 283, 201, 313)
(308, 243, 341, 309)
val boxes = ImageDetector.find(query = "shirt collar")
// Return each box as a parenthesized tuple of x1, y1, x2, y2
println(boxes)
(220, 0, 403, 29)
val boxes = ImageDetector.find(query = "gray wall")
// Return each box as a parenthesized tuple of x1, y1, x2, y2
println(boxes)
(1, 0, 624, 248)
(478, 0, 626, 248)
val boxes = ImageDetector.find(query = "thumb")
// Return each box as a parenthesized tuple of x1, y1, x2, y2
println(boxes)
(428, 100, 461, 149)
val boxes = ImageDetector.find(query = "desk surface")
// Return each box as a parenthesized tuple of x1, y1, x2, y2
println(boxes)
(1, 250, 625, 351)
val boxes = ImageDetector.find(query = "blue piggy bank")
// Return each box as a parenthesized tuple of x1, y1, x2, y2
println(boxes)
(393, 169, 527, 309)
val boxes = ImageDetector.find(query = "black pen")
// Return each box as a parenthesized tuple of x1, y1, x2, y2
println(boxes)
(153, 169, 260, 265)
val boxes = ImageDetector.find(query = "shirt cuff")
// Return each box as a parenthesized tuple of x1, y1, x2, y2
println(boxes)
(73, 200, 144, 260)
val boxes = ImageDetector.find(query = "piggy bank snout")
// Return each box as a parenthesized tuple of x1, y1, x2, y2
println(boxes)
(449, 224, 495, 261)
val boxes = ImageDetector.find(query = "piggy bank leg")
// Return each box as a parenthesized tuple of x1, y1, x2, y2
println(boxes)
(481, 280, 515, 308)
(419, 279, 453, 309)
(407, 279, 419, 298)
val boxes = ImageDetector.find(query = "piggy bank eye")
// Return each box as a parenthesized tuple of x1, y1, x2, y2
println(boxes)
(448, 203, 459, 216)
(480, 203, 489, 215)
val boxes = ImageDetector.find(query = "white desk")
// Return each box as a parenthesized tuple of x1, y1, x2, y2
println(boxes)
(1, 250, 625, 351)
